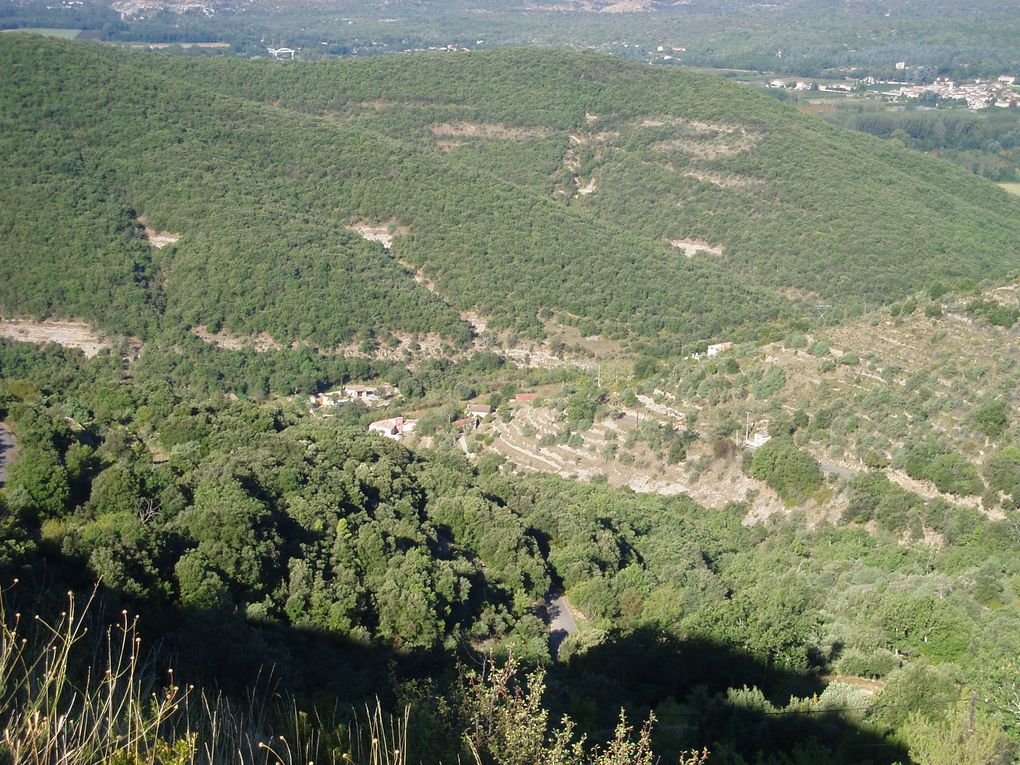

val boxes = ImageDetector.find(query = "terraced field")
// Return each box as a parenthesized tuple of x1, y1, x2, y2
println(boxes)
(487, 399, 797, 523)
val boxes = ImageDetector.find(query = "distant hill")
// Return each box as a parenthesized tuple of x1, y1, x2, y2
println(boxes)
(1, 36, 1019, 353)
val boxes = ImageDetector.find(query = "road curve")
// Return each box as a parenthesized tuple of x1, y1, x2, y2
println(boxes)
(545, 590, 579, 660)
(0, 423, 15, 485)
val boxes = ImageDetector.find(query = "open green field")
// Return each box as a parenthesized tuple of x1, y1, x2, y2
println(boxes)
(1, 28, 81, 39)
(999, 182, 1020, 196)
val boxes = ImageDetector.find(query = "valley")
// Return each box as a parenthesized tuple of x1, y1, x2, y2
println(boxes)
(0, 31, 1019, 765)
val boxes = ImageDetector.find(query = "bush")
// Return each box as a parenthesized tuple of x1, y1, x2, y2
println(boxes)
(749, 437, 823, 502)
(834, 648, 899, 679)
(927, 453, 984, 496)
(752, 366, 787, 399)
(969, 399, 1010, 439)
(904, 443, 984, 496)
(808, 340, 831, 357)
(967, 299, 1020, 328)
(984, 446, 1020, 508)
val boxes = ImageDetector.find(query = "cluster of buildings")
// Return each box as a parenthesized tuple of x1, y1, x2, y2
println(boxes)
(310, 383, 507, 441)
(892, 75, 1018, 110)
(453, 404, 493, 431)
(689, 341, 733, 361)
(763, 73, 1018, 110)
(308, 383, 395, 413)
(368, 416, 417, 439)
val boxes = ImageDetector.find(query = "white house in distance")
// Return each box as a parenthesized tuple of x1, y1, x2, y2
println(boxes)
(369, 416, 417, 440)
(466, 404, 493, 418)
(308, 391, 346, 409)
(707, 341, 734, 357)
(344, 384, 378, 401)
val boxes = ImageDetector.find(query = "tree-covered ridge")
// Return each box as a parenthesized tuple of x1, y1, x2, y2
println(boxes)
(3, 37, 1020, 351)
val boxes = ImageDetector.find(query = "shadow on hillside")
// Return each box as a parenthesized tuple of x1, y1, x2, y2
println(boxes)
(549, 626, 909, 765)
(5, 564, 910, 765)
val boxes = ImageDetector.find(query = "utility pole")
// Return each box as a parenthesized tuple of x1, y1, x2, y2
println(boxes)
(967, 691, 976, 738)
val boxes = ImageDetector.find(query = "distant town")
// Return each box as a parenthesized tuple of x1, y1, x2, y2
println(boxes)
(763, 71, 1018, 110)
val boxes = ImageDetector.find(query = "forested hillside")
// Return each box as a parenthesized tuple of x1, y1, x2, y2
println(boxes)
(2, 36, 1019, 355)
(2, 337, 1020, 763)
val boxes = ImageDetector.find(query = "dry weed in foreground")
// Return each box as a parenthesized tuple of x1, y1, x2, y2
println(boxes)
(0, 585, 410, 765)
(463, 657, 709, 765)
(0, 586, 704, 765)
(0, 584, 193, 765)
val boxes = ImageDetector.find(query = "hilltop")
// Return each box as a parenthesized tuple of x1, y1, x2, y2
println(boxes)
(2, 36, 1019, 360)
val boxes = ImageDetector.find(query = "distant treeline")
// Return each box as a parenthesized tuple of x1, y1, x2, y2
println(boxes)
(825, 104, 1020, 181)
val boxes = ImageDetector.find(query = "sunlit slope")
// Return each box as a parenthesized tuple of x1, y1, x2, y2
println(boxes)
(2, 37, 1018, 349)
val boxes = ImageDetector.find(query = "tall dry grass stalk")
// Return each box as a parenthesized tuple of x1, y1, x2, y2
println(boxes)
(0, 584, 191, 764)
(0, 585, 410, 765)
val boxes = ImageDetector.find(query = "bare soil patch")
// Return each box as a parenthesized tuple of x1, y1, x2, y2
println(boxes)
(669, 239, 724, 257)
(429, 122, 550, 140)
(349, 221, 409, 251)
(0, 318, 112, 358)
(646, 118, 760, 159)
(138, 216, 180, 249)
(436, 140, 465, 152)
(681, 169, 762, 190)
(192, 326, 281, 353)
(601, 0, 652, 11)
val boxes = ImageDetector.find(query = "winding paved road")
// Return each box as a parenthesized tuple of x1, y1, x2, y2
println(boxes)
(545, 591, 579, 660)
(0, 423, 15, 485)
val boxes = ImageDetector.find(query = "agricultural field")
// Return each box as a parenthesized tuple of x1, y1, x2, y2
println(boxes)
(443, 281, 1020, 531)
(0, 27, 81, 39)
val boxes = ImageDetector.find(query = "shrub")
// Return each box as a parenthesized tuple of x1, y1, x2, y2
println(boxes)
(834, 648, 899, 679)
(967, 299, 1020, 328)
(969, 399, 1010, 439)
(808, 340, 831, 357)
(904, 443, 984, 496)
(752, 366, 787, 399)
(749, 437, 823, 502)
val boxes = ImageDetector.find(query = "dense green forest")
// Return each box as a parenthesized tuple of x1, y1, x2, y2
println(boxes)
(2, 337, 1020, 763)
(2, 36, 1019, 356)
